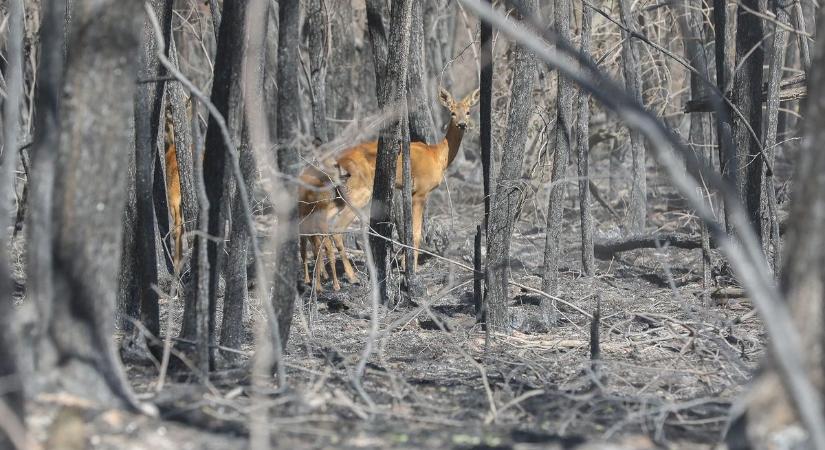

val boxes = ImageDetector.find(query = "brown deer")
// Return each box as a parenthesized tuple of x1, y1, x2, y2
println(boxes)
(298, 87, 479, 290)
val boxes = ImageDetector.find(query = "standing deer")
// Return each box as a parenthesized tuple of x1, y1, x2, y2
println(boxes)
(298, 87, 479, 290)
(164, 108, 184, 269)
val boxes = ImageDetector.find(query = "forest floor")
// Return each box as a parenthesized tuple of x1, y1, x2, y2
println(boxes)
(17, 159, 771, 449)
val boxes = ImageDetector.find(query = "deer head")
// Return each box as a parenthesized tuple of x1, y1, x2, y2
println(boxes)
(438, 87, 480, 130)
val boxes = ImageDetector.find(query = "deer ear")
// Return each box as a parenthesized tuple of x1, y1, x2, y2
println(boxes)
(465, 88, 480, 107)
(438, 87, 453, 108)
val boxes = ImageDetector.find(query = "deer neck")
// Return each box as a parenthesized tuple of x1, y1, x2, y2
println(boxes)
(438, 120, 465, 169)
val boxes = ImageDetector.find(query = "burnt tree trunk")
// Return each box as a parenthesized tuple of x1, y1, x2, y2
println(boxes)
(761, 0, 789, 273)
(133, 0, 174, 342)
(731, 0, 765, 236)
(485, 0, 537, 332)
(0, 0, 26, 446)
(184, 1, 249, 370)
(713, 0, 735, 234)
(407, 0, 437, 144)
(480, 0, 493, 228)
(307, 0, 330, 144)
(541, 0, 574, 324)
(618, 0, 647, 232)
(368, 0, 414, 305)
(728, 10, 825, 443)
(36, 0, 151, 412)
(273, 0, 301, 346)
(577, 1, 594, 279)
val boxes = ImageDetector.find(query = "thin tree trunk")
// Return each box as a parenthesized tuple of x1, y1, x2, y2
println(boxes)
(134, 0, 174, 342)
(184, 1, 249, 370)
(407, 0, 437, 144)
(485, 0, 537, 332)
(368, 0, 414, 305)
(762, 0, 788, 273)
(618, 0, 647, 232)
(577, 1, 594, 279)
(713, 0, 735, 234)
(541, 0, 574, 324)
(273, 0, 301, 346)
(480, 0, 493, 229)
(731, 0, 765, 236)
(307, 0, 330, 144)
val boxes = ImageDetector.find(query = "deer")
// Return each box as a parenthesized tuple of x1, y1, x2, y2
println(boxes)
(298, 87, 479, 290)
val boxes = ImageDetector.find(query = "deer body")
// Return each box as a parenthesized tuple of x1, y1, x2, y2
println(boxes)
(165, 113, 184, 268)
(298, 88, 478, 290)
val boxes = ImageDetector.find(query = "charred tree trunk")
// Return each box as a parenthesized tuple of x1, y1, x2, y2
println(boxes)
(618, 0, 647, 232)
(407, 0, 437, 144)
(541, 0, 574, 324)
(480, 0, 493, 228)
(731, 0, 765, 236)
(273, 0, 301, 346)
(368, 0, 414, 305)
(366, 0, 390, 94)
(485, 0, 537, 332)
(713, 0, 735, 234)
(35, 0, 150, 412)
(133, 0, 174, 342)
(307, 0, 330, 144)
(577, 1, 594, 279)
(184, 1, 249, 370)
(761, 0, 789, 273)
(728, 10, 825, 443)
(0, 0, 26, 446)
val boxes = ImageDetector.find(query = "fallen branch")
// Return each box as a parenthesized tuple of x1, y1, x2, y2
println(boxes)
(594, 232, 713, 258)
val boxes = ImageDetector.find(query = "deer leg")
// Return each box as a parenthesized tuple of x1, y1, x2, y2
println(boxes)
(331, 207, 360, 284)
(312, 235, 330, 281)
(301, 236, 311, 285)
(322, 236, 341, 291)
(412, 195, 426, 270)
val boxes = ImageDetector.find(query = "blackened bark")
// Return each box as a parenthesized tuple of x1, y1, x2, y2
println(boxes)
(732, 12, 825, 441)
(618, 0, 647, 232)
(541, 0, 573, 324)
(731, 0, 765, 236)
(29, 0, 65, 343)
(185, 1, 249, 370)
(0, 0, 26, 445)
(713, 0, 735, 234)
(190, 98, 210, 377)
(480, 0, 493, 228)
(485, 0, 537, 332)
(368, 0, 414, 305)
(273, 0, 301, 346)
(220, 132, 256, 361)
(134, 0, 174, 340)
(407, 0, 437, 144)
(366, 0, 390, 94)
(307, 0, 330, 144)
(762, 0, 789, 272)
(46, 0, 149, 412)
(577, 2, 594, 278)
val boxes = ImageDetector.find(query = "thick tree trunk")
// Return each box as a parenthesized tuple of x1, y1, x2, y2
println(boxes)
(273, 0, 301, 346)
(731, 0, 765, 236)
(368, 0, 414, 305)
(618, 0, 647, 232)
(134, 0, 174, 341)
(485, 0, 537, 332)
(42, 0, 149, 412)
(541, 0, 574, 324)
(729, 10, 825, 443)
(0, 0, 26, 446)
(577, 1, 594, 279)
